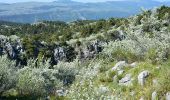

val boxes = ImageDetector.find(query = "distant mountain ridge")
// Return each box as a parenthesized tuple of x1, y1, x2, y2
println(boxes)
(0, 0, 169, 23)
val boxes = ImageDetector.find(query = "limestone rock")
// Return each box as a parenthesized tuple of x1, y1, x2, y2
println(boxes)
(112, 61, 127, 71)
(118, 70, 124, 75)
(152, 91, 157, 100)
(5, 42, 16, 59)
(139, 97, 144, 100)
(166, 92, 170, 100)
(130, 62, 137, 68)
(98, 86, 109, 94)
(53, 47, 66, 64)
(138, 70, 150, 86)
(119, 74, 132, 86)
(56, 89, 65, 96)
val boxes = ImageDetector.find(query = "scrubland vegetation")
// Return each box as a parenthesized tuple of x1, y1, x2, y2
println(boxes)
(0, 6, 170, 100)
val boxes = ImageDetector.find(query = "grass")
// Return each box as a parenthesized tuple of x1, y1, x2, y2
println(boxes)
(89, 60, 170, 99)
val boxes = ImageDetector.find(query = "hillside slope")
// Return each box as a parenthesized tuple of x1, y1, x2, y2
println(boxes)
(0, 6, 170, 99)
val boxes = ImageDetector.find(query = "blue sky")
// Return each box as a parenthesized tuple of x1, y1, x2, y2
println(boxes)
(0, 0, 169, 3)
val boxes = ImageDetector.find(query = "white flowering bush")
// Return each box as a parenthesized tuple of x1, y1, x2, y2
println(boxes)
(53, 60, 79, 85)
(102, 8, 170, 63)
(41, 69, 63, 93)
(17, 60, 64, 97)
(17, 67, 46, 96)
(0, 56, 17, 95)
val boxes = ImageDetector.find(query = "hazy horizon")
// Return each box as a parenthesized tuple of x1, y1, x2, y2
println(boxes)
(1, 0, 170, 3)
(0, 0, 125, 3)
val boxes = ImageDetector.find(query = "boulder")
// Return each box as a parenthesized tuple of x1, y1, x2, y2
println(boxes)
(112, 61, 127, 71)
(138, 70, 150, 86)
(119, 74, 132, 86)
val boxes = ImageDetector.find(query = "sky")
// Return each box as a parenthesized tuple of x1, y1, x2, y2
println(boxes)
(0, 0, 122, 3)
(0, 0, 169, 3)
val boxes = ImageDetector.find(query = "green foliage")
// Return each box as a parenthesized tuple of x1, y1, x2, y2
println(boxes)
(157, 5, 170, 20)
(0, 56, 17, 95)
(17, 68, 46, 96)
(112, 49, 138, 62)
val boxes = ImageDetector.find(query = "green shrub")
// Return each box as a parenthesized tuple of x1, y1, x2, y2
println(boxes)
(99, 66, 108, 73)
(17, 68, 46, 97)
(0, 56, 17, 96)
(112, 49, 138, 62)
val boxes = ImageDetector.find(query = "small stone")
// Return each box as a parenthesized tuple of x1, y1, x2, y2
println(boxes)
(119, 74, 132, 86)
(56, 89, 65, 96)
(138, 70, 150, 86)
(130, 91, 135, 96)
(98, 86, 109, 94)
(112, 61, 127, 71)
(166, 92, 170, 100)
(130, 62, 137, 68)
(152, 91, 157, 100)
(118, 70, 124, 75)
(156, 66, 161, 69)
(152, 79, 158, 87)
(139, 97, 144, 100)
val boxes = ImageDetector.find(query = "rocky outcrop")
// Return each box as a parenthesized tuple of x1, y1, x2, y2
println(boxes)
(52, 45, 76, 65)
(53, 46, 66, 64)
(76, 40, 103, 60)
(0, 35, 26, 66)
(0, 35, 8, 55)
(5, 42, 15, 59)
(107, 30, 126, 41)
(0, 34, 103, 66)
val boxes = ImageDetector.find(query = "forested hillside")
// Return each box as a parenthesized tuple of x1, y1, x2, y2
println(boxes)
(0, 6, 170, 100)
(0, 0, 169, 23)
